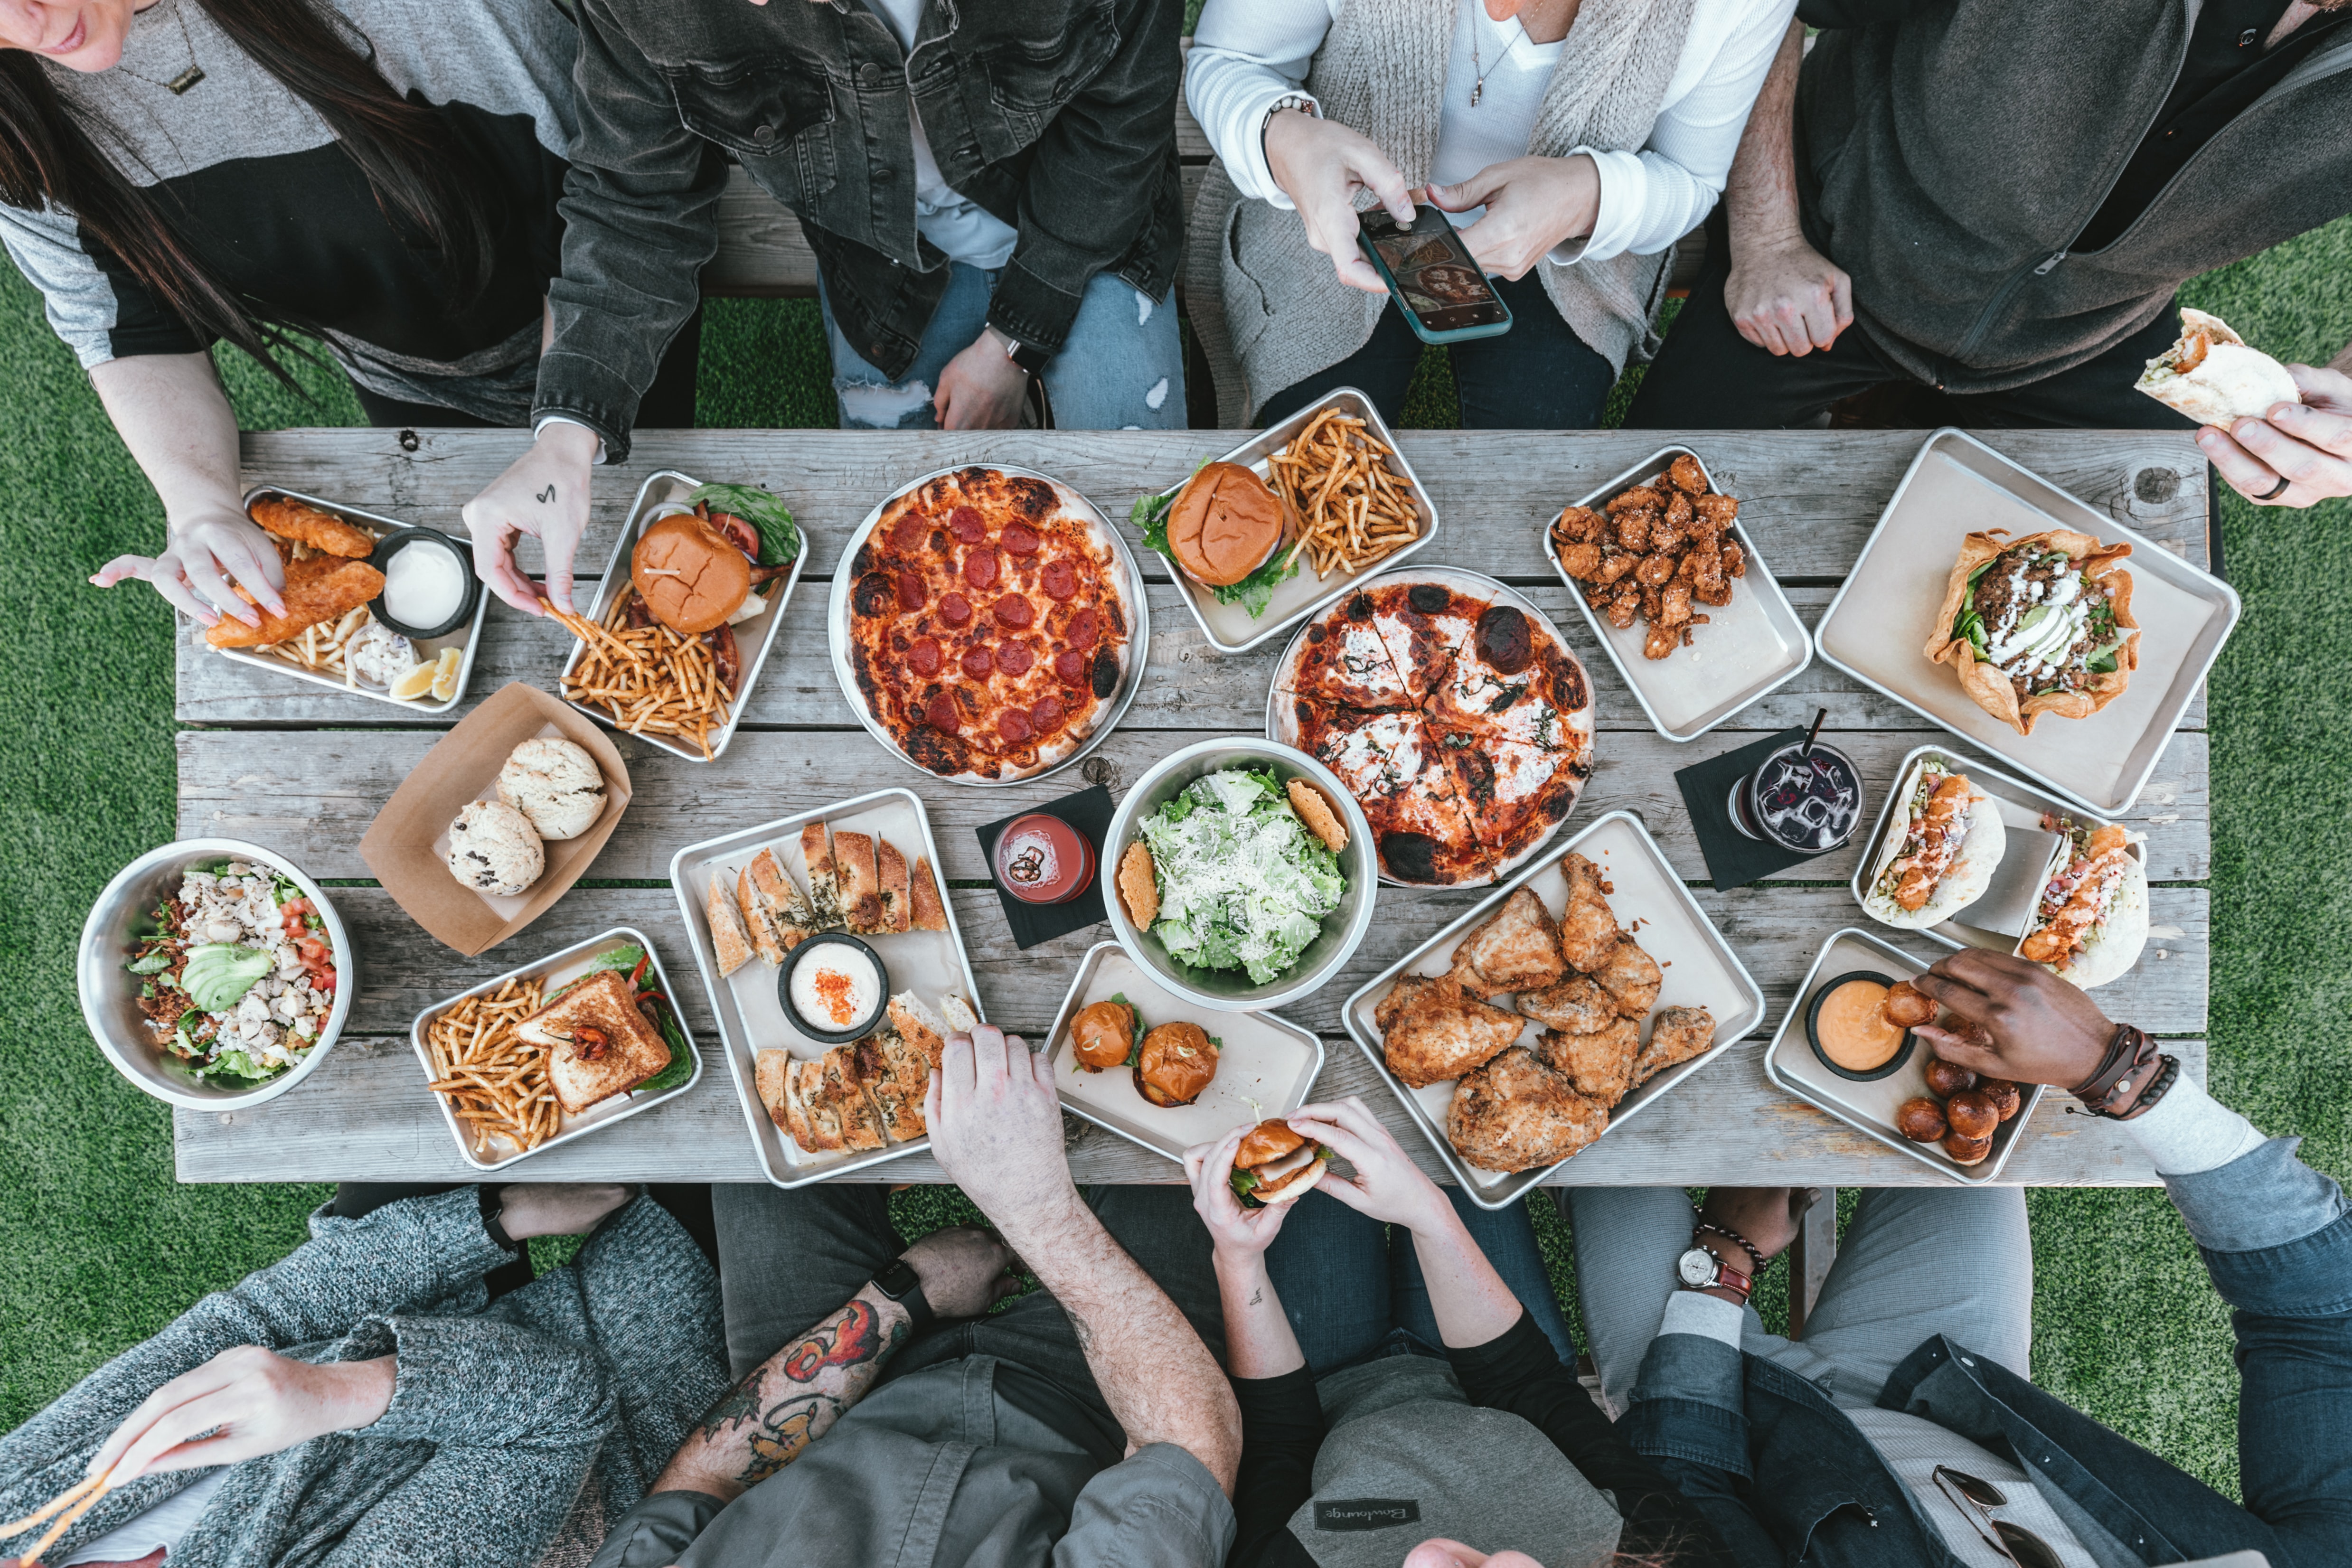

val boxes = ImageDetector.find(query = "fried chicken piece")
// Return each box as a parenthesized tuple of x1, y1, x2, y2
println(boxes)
(1448, 888, 1567, 995)
(1517, 974, 1619, 1035)
(204, 554, 386, 648)
(1659, 582, 1693, 628)
(248, 495, 377, 558)
(1606, 485, 1667, 515)
(1640, 583, 1665, 623)
(1642, 623, 1679, 660)
(1665, 453, 1708, 495)
(1447, 1048, 1609, 1172)
(1558, 541, 1604, 581)
(1557, 854, 1621, 972)
(1605, 585, 1642, 630)
(1534, 1018, 1641, 1107)
(1722, 539, 1747, 577)
(1594, 549, 1639, 585)
(1554, 505, 1605, 545)
(1613, 508, 1653, 553)
(1629, 1005, 1717, 1090)
(1694, 492, 1739, 534)
(1590, 939, 1662, 1017)
(1636, 551, 1679, 588)
(1377, 974, 1528, 1089)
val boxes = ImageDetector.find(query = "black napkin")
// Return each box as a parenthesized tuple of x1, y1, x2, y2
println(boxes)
(976, 785, 1114, 950)
(1674, 728, 1844, 891)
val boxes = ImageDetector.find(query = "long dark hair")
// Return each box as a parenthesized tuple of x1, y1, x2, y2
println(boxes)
(0, 0, 495, 385)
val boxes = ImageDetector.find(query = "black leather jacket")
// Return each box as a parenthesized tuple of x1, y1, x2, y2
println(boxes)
(537, 0, 1186, 457)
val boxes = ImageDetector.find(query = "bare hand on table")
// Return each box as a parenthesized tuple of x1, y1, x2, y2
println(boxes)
(460, 421, 599, 616)
(91, 507, 285, 629)
(1263, 108, 1417, 295)
(1910, 948, 2117, 1090)
(2197, 364, 2352, 507)
(932, 329, 1030, 431)
(1726, 229, 1853, 357)
(1429, 154, 1600, 282)
(924, 1025, 1081, 1242)
(85, 1346, 395, 1485)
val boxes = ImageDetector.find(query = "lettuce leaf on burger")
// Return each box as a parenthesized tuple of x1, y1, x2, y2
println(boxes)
(1229, 1118, 1331, 1207)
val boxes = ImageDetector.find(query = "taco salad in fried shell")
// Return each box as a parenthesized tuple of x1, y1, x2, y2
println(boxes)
(1924, 528, 2138, 737)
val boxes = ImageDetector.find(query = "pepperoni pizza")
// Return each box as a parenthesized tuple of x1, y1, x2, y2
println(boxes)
(1274, 573, 1594, 884)
(844, 467, 1139, 783)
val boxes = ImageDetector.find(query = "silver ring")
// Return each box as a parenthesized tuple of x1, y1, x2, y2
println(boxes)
(2255, 474, 2292, 501)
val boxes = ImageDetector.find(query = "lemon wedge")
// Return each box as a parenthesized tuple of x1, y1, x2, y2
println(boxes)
(428, 646, 463, 702)
(389, 661, 440, 702)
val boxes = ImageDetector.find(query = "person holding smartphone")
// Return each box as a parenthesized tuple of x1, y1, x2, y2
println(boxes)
(1185, 0, 1795, 431)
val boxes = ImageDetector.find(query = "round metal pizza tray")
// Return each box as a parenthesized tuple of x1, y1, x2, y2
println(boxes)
(1264, 564, 1596, 888)
(827, 464, 1151, 788)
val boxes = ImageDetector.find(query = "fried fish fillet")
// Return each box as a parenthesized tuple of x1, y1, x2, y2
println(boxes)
(1534, 1018, 1641, 1107)
(204, 554, 385, 648)
(1448, 887, 1567, 995)
(1376, 973, 1527, 1089)
(1447, 1047, 1609, 1172)
(1629, 1005, 1717, 1091)
(1516, 975, 1619, 1035)
(1590, 939, 1663, 1019)
(1557, 854, 1622, 973)
(248, 495, 377, 558)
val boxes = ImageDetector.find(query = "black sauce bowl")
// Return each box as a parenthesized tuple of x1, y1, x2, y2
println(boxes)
(1803, 969, 1917, 1083)
(778, 931, 891, 1045)
(369, 527, 481, 640)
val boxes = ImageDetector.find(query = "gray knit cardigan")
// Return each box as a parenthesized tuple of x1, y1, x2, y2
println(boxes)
(0, 1189, 727, 1568)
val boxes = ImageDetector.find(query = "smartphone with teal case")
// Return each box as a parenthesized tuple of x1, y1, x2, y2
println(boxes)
(1357, 204, 1513, 345)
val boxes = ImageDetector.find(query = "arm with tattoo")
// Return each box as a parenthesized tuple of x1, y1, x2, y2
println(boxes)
(653, 1285, 911, 1502)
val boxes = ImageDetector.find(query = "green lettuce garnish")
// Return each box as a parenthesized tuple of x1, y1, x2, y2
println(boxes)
(690, 482, 800, 567)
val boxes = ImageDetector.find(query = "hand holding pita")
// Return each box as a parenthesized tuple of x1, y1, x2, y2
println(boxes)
(2198, 364, 2352, 508)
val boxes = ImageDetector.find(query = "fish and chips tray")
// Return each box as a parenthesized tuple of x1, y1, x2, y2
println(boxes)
(1343, 810, 1765, 1208)
(555, 469, 808, 764)
(1764, 928, 2044, 1183)
(1043, 941, 1326, 1166)
(219, 487, 488, 714)
(408, 925, 703, 1172)
(1815, 429, 2237, 817)
(1542, 447, 1811, 743)
(1134, 388, 1440, 655)
(669, 789, 983, 1187)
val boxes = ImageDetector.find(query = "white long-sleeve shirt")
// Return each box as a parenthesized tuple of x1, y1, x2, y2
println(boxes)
(1187, 0, 1793, 266)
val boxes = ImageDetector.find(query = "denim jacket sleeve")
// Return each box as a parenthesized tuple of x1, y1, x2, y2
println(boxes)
(983, 0, 1186, 357)
(534, 0, 729, 462)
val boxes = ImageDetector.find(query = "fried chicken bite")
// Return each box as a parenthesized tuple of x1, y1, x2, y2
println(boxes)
(1629, 1005, 1717, 1090)
(1534, 1018, 1641, 1106)
(1595, 550, 1638, 585)
(1590, 939, 1663, 1017)
(1722, 539, 1746, 577)
(1557, 853, 1621, 972)
(1554, 505, 1605, 545)
(1378, 974, 1528, 1089)
(1448, 887, 1567, 995)
(1643, 623, 1681, 661)
(1559, 541, 1604, 580)
(1614, 508, 1652, 553)
(1605, 585, 1641, 629)
(1659, 582, 1693, 628)
(1606, 485, 1667, 515)
(1636, 552, 1679, 588)
(1665, 453, 1707, 494)
(1447, 1047, 1609, 1172)
(1695, 492, 1739, 533)
(1516, 974, 1619, 1035)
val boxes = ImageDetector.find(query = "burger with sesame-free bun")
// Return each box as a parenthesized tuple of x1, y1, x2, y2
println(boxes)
(629, 483, 802, 636)
(1229, 1119, 1332, 1207)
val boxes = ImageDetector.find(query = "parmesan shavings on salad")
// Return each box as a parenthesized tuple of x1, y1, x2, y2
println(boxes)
(1139, 768, 1344, 984)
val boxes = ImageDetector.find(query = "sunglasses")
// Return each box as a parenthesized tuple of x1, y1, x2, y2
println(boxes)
(1931, 1467, 2065, 1568)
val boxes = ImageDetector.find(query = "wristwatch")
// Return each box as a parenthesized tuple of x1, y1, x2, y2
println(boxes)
(990, 327, 1051, 376)
(1676, 1244, 1753, 1305)
(873, 1257, 934, 1332)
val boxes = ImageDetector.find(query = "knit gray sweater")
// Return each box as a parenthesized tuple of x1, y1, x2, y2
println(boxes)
(0, 1190, 727, 1568)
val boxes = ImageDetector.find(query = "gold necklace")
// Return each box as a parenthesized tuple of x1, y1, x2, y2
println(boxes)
(116, 1, 207, 95)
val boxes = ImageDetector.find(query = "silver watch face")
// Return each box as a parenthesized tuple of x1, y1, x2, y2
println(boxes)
(1675, 1246, 1717, 1287)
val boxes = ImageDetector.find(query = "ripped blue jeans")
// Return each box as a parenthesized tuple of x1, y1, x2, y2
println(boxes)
(818, 262, 1187, 431)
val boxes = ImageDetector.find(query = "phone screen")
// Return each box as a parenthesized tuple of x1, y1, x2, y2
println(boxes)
(1360, 206, 1509, 333)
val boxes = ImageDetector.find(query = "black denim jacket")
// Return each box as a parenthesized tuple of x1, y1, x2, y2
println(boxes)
(537, 0, 1186, 457)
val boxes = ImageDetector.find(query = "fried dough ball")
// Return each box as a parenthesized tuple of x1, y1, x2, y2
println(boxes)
(1946, 1089, 2000, 1140)
(1923, 1057, 1977, 1099)
(1882, 981, 1936, 1030)
(1665, 453, 1707, 494)
(1979, 1078, 2024, 1122)
(1895, 1096, 1948, 1143)
(1943, 1131, 1994, 1167)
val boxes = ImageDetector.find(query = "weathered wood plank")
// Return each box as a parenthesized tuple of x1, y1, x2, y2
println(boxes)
(268, 886, 2209, 1042)
(173, 582, 2212, 734)
(177, 726, 2211, 885)
(171, 1029, 2204, 1187)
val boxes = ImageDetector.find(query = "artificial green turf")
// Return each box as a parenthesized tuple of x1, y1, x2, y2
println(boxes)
(6, 216, 2348, 1505)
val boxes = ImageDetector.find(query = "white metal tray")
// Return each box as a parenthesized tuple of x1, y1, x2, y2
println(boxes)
(1342, 809, 1765, 1208)
(1815, 429, 2237, 816)
(555, 468, 808, 763)
(668, 788, 984, 1187)
(1044, 942, 1326, 1167)
(408, 924, 703, 1172)
(1763, 927, 2044, 1183)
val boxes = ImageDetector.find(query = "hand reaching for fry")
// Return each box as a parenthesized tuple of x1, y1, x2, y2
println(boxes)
(87, 1346, 396, 1486)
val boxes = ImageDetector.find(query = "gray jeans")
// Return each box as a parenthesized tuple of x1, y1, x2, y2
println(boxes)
(1565, 1186, 2034, 1415)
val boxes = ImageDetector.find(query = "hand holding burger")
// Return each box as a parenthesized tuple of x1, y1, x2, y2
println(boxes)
(1184, 1122, 1298, 1262)
(1282, 1097, 1450, 1232)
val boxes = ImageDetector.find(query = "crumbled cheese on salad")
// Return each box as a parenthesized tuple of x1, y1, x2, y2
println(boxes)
(1139, 769, 1345, 985)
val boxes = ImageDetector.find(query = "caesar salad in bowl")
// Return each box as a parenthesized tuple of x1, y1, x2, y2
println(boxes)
(1102, 739, 1376, 1012)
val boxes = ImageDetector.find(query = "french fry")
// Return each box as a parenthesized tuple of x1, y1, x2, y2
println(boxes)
(555, 588, 727, 760)
(1268, 409, 1421, 580)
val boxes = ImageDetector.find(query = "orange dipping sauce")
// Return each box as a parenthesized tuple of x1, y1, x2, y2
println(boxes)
(1815, 979, 1905, 1072)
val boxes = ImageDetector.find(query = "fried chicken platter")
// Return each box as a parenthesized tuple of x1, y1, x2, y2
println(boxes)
(1346, 814, 1766, 1204)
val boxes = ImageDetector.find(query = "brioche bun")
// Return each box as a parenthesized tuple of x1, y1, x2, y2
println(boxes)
(632, 513, 751, 633)
(1167, 462, 1289, 588)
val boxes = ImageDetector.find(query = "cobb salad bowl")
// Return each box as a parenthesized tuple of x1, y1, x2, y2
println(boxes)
(1102, 738, 1377, 1013)
(78, 838, 354, 1111)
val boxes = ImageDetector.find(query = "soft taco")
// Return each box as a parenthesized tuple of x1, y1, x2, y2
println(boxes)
(1862, 756, 2007, 928)
(2135, 308, 2303, 429)
(1923, 528, 2137, 736)
(2017, 822, 2148, 989)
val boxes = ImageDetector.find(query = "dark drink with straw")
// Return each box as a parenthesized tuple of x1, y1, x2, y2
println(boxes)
(1728, 710, 1865, 853)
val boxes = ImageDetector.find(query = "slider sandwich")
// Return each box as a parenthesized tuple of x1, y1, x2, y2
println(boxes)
(1229, 1119, 1332, 1208)
(1861, 757, 2006, 928)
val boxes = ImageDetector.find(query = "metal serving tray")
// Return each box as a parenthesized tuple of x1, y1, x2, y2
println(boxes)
(219, 486, 489, 714)
(556, 469, 808, 763)
(1850, 742, 2146, 958)
(1815, 429, 2238, 817)
(1342, 810, 1765, 1209)
(825, 464, 1149, 786)
(668, 788, 985, 1187)
(1134, 387, 1440, 655)
(408, 924, 703, 1173)
(1542, 447, 1811, 743)
(1265, 564, 1595, 887)
(1043, 942, 1326, 1167)
(1764, 927, 2045, 1183)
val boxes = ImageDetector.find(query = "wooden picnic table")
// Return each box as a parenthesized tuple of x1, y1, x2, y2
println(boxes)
(170, 427, 2213, 1190)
